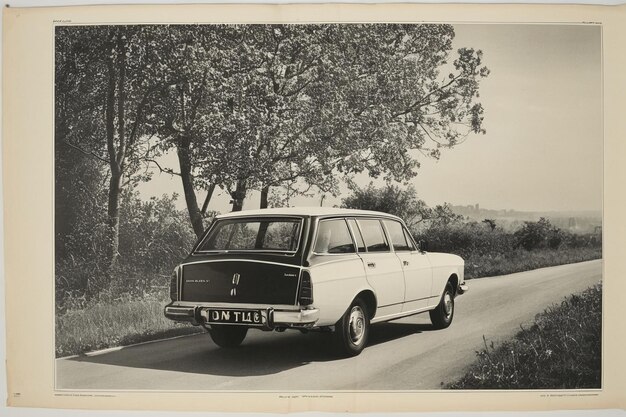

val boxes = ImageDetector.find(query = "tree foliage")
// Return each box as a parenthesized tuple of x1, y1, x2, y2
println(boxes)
(56, 25, 172, 269)
(341, 182, 430, 229)
(514, 218, 564, 251)
(55, 23, 491, 301)
(140, 24, 490, 231)
(341, 182, 464, 230)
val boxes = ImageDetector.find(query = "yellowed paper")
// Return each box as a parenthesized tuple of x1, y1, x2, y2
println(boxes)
(3, 3, 625, 412)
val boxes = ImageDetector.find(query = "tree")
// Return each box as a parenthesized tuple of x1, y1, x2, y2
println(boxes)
(482, 218, 497, 231)
(514, 217, 563, 250)
(341, 182, 431, 229)
(147, 24, 489, 234)
(56, 26, 166, 272)
(428, 203, 465, 227)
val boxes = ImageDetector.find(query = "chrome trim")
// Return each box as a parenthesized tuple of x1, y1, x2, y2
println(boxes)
(181, 258, 304, 269)
(169, 301, 300, 310)
(165, 304, 319, 328)
(307, 256, 361, 268)
(345, 218, 365, 253)
(294, 269, 304, 306)
(371, 304, 434, 324)
(458, 283, 469, 295)
(180, 259, 302, 305)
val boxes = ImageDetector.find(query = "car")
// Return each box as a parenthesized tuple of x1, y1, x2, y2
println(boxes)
(165, 207, 468, 356)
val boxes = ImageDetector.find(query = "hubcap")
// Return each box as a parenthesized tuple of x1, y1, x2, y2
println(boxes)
(348, 306, 366, 345)
(443, 292, 453, 319)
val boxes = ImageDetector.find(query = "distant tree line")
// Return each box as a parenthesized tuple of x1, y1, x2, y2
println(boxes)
(342, 182, 602, 260)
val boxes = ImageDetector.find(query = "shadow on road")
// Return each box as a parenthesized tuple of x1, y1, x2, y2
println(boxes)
(66, 322, 435, 377)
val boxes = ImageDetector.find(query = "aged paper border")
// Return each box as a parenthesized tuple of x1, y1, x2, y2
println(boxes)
(3, 3, 625, 412)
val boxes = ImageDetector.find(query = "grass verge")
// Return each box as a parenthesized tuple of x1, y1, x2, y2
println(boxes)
(446, 284, 601, 389)
(56, 248, 602, 358)
(465, 247, 601, 279)
(56, 296, 203, 358)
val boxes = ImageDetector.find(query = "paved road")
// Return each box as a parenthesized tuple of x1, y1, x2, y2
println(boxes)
(56, 260, 602, 391)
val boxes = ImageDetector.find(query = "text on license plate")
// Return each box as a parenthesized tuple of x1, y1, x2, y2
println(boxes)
(206, 309, 263, 325)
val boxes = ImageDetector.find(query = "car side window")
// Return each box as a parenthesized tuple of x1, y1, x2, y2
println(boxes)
(314, 219, 356, 254)
(383, 219, 412, 251)
(357, 219, 390, 252)
(403, 228, 417, 251)
(347, 219, 367, 252)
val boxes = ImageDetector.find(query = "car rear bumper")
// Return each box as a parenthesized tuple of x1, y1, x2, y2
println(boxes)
(164, 302, 319, 330)
(457, 282, 469, 295)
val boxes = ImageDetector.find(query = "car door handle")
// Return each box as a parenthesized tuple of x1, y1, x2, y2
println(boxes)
(403, 260, 409, 266)
(367, 262, 376, 268)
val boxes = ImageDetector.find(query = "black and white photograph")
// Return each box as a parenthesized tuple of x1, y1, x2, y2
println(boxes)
(53, 21, 602, 392)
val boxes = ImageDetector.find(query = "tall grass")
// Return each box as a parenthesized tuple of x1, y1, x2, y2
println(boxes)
(464, 247, 602, 279)
(56, 291, 203, 358)
(447, 284, 601, 389)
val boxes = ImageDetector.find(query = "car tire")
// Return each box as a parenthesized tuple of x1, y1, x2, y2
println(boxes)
(429, 283, 455, 329)
(208, 325, 248, 348)
(334, 298, 370, 357)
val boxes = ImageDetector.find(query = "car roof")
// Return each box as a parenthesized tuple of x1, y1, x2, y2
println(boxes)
(216, 206, 402, 220)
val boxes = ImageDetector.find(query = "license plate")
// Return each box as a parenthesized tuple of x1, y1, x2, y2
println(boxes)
(205, 309, 263, 325)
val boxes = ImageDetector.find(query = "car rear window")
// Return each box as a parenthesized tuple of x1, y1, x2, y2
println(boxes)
(196, 218, 302, 253)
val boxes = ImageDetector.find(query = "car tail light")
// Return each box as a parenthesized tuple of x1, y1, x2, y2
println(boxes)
(298, 270, 313, 306)
(170, 272, 178, 301)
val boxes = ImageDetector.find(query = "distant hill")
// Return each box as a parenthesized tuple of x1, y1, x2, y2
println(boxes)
(450, 204, 602, 234)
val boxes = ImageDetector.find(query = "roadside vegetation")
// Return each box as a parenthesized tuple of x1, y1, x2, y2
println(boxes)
(56, 185, 601, 357)
(344, 183, 602, 279)
(54, 25, 599, 358)
(447, 284, 602, 389)
(56, 290, 202, 358)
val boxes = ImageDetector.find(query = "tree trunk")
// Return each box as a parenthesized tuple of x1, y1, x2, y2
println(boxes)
(104, 35, 120, 274)
(106, 172, 122, 271)
(200, 183, 216, 215)
(177, 134, 205, 237)
(260, 185, 270, 209)
(230, 180, 247, 212)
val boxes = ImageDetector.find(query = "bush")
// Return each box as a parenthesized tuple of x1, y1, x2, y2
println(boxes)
(118, 191, 198, 273)
(414, 219, 601, 279)
(415, 220, 515, 259)
(55, 192, 198, 311)
(514, 217, 563, 250)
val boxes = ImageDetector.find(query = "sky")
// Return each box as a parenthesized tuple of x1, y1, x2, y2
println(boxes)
(138, 23, 603, 214)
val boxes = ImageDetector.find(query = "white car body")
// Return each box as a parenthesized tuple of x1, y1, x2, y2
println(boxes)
(165, 207, 467, 355)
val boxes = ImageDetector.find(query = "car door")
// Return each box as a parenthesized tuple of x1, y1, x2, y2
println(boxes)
(352, 218, 405, 317)
(381, 219, 433, 313)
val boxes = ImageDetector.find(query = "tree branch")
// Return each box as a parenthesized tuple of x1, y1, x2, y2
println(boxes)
(146, 159, 181, 177)
(62, 140, 110, 165)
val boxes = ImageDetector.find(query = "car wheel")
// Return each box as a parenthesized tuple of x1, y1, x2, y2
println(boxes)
(334, 298, 370, 357)
(429, 283, 455, 329)
(208, 325, 248, 348)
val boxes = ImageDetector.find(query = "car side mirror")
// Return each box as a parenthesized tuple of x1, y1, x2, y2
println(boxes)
(418, 240, 429, 253)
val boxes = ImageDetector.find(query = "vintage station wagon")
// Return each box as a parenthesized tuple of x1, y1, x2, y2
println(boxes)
(165, 207, 468, 356)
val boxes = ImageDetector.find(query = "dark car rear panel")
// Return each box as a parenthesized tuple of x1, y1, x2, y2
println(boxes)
(180, 259, 301, 305)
